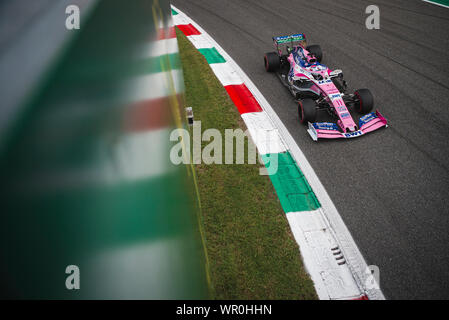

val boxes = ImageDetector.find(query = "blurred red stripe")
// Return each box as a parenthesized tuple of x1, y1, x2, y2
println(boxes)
(123, 95, 183, 132)
(157, 26, 177, 40)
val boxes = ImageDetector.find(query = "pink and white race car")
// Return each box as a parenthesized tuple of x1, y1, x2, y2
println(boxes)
(264, 34, 387, 141)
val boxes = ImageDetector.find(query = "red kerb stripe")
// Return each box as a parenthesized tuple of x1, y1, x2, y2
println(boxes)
(176, 24, 201, 36)
(224, 84, 263, 114)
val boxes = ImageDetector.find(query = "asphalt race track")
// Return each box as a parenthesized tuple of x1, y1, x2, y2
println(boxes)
(172, 0, 449, 299)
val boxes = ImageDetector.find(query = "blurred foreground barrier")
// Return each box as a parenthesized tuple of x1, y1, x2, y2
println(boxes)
(0, 0, 209, 299)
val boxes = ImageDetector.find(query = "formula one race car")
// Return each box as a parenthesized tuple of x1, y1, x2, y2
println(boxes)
(264, 34, 387, 140)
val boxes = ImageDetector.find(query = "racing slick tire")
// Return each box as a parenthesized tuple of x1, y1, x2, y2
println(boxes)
(264, 52, 280, 72)
(298, 99, 317, 124)
(306, 45, 323, 63)
(354, 89, 374, 114)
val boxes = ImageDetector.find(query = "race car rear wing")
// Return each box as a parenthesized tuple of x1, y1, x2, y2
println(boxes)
(273, 34, 307, 55)
(273, 34, 307, 44)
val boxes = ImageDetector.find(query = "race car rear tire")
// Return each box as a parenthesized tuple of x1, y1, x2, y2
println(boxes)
(354, 89, 374, 114)
(264, 52, 280, 72)
(298, 99, 317, 124)
(306, 45, 323, 63)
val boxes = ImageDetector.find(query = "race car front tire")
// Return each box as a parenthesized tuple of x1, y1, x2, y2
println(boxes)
(264, 52, 280, 72)
(306, 45, 323, 63)
(354, 89, 374, 114)
(298, 99, 317, 124)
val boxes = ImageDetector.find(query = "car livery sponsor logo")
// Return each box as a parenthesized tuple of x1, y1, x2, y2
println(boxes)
(313, 122, 339, 131)
(275, 35, 291, 43)
(273, 34, 304, 43)
(359, 112, 377, 127)
(344, 130, 363, 138)
(318, 79, 332, 85)
(340, 112, 350, 118)
(291, 34, 305, 40)
(330, 93, 341, 100)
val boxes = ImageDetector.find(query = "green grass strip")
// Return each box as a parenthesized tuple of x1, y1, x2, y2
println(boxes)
(262, 152, 321, 213)
(177, 28, 317, 300)
(198, 47, 226, 64)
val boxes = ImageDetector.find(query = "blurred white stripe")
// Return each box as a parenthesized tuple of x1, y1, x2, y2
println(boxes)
(112, 127, 174, 181)
(142, 37, 179, 58)
(126, 70, 183, 103)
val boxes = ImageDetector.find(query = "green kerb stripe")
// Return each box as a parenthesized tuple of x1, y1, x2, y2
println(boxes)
(262, 152, 321, 213)
(171, 8, 179, 15)
(198, 48, 226, 64)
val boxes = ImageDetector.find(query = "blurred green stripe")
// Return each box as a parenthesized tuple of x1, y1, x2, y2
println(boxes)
(58, 53, 181, 83)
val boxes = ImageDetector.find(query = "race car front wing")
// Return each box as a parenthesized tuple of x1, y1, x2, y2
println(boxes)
(307, 111, 388, 141)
